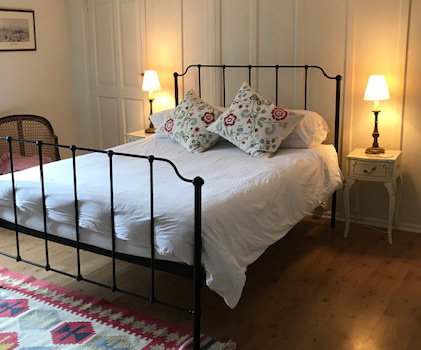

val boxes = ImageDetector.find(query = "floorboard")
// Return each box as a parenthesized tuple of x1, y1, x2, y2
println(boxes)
(1, 217, 421, 349)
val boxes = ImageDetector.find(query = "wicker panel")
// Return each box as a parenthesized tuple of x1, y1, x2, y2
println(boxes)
(0, 115, 60, 161)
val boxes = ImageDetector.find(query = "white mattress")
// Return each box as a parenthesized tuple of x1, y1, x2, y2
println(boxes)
(0, 136, 342, 308)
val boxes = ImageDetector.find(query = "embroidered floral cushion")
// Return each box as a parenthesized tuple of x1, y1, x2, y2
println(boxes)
(207, 82, 304, 157)
(156, 90, 222, 152)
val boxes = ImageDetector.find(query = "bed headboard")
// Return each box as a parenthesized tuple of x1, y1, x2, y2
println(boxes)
(173, 64, 342, 154)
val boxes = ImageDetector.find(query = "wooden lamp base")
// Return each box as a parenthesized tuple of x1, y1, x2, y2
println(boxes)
(145, 98, 155, 133)
(365, 110, 384, 155)
(145, 126, 155, 134)
(365, 146, 385, 154)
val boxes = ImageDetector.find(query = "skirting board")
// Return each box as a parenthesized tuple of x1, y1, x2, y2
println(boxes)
(320, 212, 421, 235)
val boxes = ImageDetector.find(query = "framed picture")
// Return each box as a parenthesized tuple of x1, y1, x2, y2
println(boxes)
(0, 9, 36, 51)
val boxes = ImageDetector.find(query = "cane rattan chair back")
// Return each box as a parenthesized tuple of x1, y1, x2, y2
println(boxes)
(0, 115, 60, 161)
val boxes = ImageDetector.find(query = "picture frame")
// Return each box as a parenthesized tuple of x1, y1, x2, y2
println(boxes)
(0, 9, 36, 52)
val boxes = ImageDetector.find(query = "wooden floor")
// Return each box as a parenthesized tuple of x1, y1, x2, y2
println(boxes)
(1, 218, 421, 349)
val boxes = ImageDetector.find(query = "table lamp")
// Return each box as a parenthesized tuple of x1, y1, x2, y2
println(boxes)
(363, 75, 390, 154)
(142, 70, 161, 133)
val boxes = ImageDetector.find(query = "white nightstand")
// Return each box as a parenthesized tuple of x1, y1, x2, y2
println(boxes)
(344, 148, 402, 244)
(125, 129, 154, 143)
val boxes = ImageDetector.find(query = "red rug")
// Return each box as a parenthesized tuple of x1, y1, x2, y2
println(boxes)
(0, 267, 235, 349)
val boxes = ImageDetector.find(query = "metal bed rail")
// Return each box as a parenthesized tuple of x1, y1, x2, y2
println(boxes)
(174, 64, 342, 227)
(0, 136, 204, 349)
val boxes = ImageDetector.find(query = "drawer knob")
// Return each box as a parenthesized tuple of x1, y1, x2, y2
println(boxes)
(364, 167, 377, 175)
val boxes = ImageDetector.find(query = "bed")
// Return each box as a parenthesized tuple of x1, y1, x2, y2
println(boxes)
(0, 64, 342, 349)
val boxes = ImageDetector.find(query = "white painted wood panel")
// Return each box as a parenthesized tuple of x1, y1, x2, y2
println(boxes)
(220, 0, 251, 104)
(123, 98, 144, 132)
(92, 0, 117, 86)
(346, 0, 410, 221)
(119, 0, 142, 87)
(350, 0, 408, 152)
(257, 0, 296, 107)
(182, 0, 205, 99)
(302, 0, 347, 145)
(98, 96, 120, 147)
(87, 0, 146, 148)
(144, 0, 182, 111)
(70, 0, 421, 230)
(400, 0, 421, 227)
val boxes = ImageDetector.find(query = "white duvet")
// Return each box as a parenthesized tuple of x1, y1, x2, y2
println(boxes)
(0, 137, 342, 308)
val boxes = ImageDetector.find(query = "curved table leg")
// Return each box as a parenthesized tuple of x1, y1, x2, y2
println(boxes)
(354, 181, 360, 225)
(394, 175, 403, 226)
(344, 178, 356, 238)
(384, 181, 397, 245)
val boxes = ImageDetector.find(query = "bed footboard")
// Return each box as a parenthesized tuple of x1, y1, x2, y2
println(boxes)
(0, 137, 205, 350)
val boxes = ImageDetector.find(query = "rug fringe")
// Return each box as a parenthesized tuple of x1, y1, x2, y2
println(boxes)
(218, 340, 237, 350)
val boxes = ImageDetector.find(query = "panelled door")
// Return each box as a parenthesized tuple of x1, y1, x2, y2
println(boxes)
(86, 0, 147, 148)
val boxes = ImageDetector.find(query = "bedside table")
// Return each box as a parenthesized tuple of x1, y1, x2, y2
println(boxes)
(125, 129, 154, 143)
(344, 148, 402, 244)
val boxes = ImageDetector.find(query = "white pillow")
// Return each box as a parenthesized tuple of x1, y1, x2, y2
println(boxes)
(280, 109, 329, 149)
(156, 90, 222, 152)
(150, 108, 174, 128)
(207, 82, 304, 158)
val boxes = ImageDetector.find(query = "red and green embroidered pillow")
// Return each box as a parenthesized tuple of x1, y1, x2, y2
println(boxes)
(207, 82, 304, 157)
(156, 90, 222, 152)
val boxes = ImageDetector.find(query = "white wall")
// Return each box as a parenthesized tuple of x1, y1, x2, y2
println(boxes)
(141, 0, 421, 232)
(0, 0, 77, 148)
(142, 0, 348, 144)
(400, 0, 421, 231)
(66, 0, 93, 148)
(69, 0, 421, 232)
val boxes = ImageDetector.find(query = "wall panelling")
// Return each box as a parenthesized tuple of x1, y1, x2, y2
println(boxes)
(68, 0, 421, 232)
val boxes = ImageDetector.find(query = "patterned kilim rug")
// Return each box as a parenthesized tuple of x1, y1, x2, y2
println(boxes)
(0, 267, 235, 349)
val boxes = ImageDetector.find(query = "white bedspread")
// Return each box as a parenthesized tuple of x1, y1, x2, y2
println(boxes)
(0, 137, 342, 308)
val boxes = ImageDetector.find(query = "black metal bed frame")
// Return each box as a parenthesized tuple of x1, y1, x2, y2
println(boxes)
(0, 64, 341, 350)
(175, 64, 342, 226)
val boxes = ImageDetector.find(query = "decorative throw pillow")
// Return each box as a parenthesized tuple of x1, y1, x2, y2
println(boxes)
(156, 90, 222, 152)
(207, 82, 304, 157)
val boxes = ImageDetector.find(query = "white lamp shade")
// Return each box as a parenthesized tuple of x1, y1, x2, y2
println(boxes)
(364, 75, 390, 101)
(142, 70, 161, 92)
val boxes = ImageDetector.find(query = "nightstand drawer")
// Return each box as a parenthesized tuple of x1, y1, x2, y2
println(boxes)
(348, 160, 392, 180)
(347, 149, 402, 182)
(352, 160, 389, 178)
